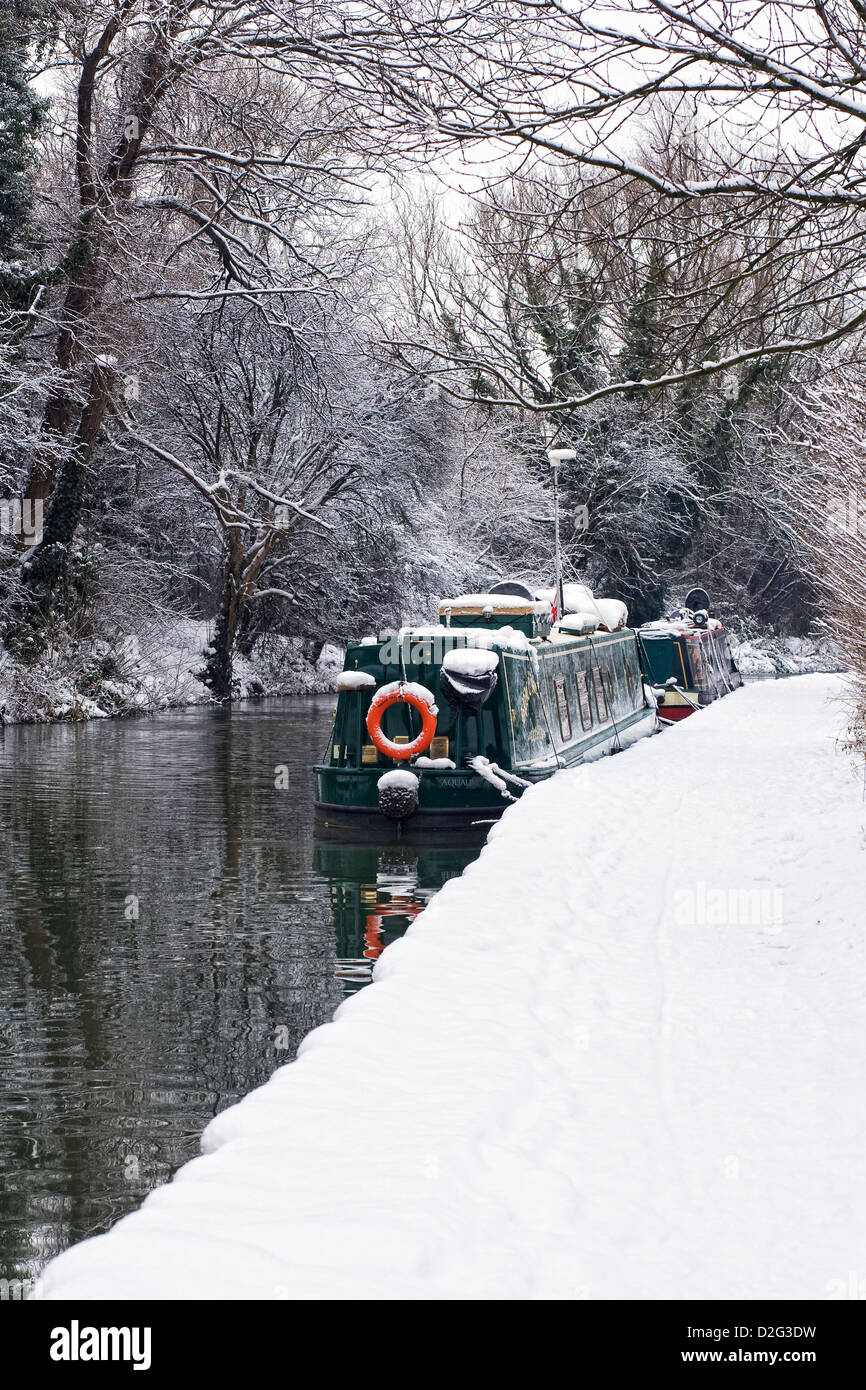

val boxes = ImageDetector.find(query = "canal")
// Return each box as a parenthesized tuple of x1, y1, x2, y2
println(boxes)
(0, 697, 478, 1285)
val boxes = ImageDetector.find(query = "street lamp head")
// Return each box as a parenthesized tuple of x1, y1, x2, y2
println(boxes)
(547, 448, 577, 465)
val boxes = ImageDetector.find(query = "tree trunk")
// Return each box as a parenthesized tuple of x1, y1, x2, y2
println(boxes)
(22, 16, 171, 515)
(205, 546, 245, 701)
(22, 233, 106, 509)
(11, 358, 116, 646)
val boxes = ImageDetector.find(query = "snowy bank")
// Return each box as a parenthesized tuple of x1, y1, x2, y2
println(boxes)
(38, 675, 866, 1300)
(0, 622, 343, 724)
(730, 633, 844, 680)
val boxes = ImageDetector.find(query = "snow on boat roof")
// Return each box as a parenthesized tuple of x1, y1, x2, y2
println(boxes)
(438, 593, 545, 615)
(378, 625, 533, 655)
(442, 648, 500, 676)
(337, 670, 377, 690)
(641, 619, 725, 636)
(535, 583, 596, 612)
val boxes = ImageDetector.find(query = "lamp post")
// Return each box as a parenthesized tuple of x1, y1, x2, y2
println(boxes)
(546, 448, 576, 623)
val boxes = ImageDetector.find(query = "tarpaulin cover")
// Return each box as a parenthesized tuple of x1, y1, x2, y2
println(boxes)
(439, 666, 498, 717)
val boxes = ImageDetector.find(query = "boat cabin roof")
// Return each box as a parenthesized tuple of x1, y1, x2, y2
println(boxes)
(438, 592, 543, 617)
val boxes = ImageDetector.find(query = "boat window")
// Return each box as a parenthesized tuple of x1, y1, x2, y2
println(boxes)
(592, 667, 608, 721)
(690, 643, 707, 686)
(429, 736, 450, 759)
(361, 744, 379, 764)
(624, 656, 636, 701)
(553, 676, 572, 742)
(604, 670, 615, 714)
(575, 671, 593, 730)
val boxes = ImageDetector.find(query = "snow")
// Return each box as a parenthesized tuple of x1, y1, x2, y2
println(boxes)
(317, 643, 346, 676)
(466, 754, 518, 801)
(731, 635, 845, 680)
(394, 624, 445, 639)
(414, 757, 457, 769)
(483, 625, 533, 656)
(442, 592, 535, 610)
(402, 624, 532, 658)
(554, 613, 599, 636)
(536, 583, 598, 614)
(536, 586, 629, 632)
(35, 675, 866, 1301)
(377, 770, 420, 791)
(733, 642, 778, 677)
(594, 597, 628, 631)
(337, 670, 377, 690)
(369, 681, 438, 714)
(0, 621, 344, 724)
(468, 755, 531, 800)
(642, 619, 696, 634)
(442, 648, 500, 677)
(549, 597, 627, 636)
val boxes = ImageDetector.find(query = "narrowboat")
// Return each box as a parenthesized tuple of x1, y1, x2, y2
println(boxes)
(638, 588, 743, 723)
(314, 582, 657, 840)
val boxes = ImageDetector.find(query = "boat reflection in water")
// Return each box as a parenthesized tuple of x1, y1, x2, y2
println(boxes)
(315, 843, 480, 993)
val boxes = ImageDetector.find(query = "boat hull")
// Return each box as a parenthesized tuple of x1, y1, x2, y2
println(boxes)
(314, 688, 655, 840)
(313, 800, 504, 841)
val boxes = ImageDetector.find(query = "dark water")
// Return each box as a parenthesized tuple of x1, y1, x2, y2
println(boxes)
(0, 697, 477, 1286)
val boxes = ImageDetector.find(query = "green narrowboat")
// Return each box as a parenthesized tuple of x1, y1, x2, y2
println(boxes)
(638, 599, 743, 723)
(314, 584, 657, 840)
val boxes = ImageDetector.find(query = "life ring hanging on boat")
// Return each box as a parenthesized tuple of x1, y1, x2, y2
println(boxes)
(366, 683, 437, 761)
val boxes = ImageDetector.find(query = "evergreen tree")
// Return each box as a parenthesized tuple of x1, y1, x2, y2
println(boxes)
(0, 2, 49, 260)
(618, 251, 668, 389)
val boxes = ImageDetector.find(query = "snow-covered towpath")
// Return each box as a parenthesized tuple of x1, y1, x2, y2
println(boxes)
(40, 675, 866, 1300)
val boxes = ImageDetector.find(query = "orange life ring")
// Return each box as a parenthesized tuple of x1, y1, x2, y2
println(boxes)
(366, 687, 437, 761)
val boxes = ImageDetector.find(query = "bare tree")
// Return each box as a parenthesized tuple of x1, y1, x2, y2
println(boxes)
(761, 363, 866, 734)
(356, 0, 866, 403)
(391, 169, 805, 622)
(115, 300, 361, 698)
(9, 3, 391, 535)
